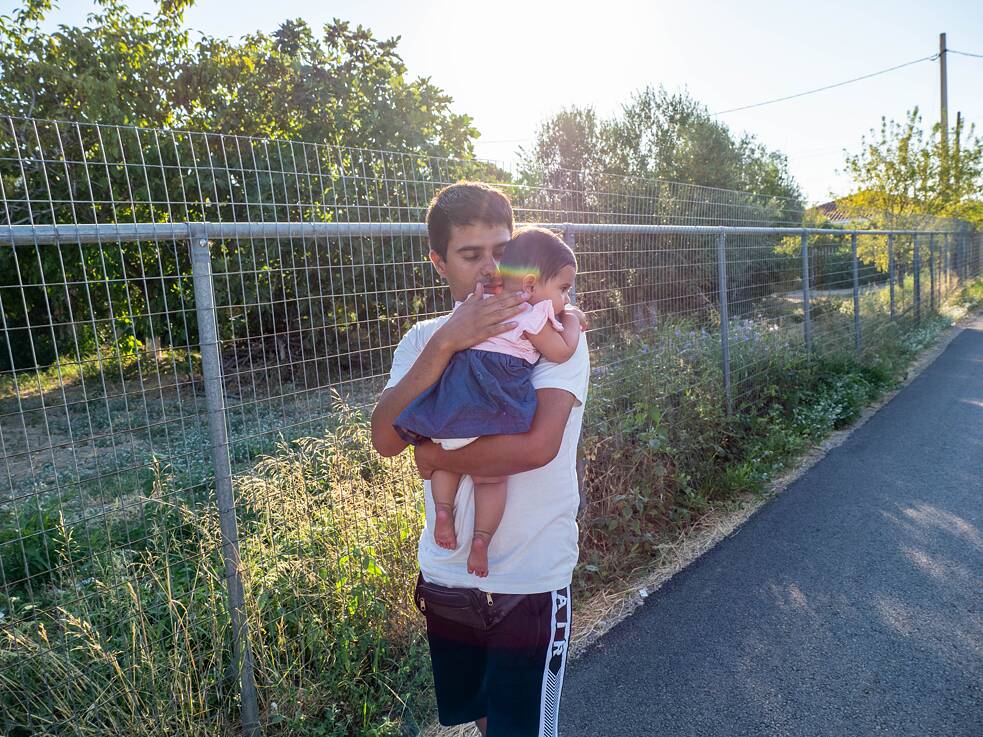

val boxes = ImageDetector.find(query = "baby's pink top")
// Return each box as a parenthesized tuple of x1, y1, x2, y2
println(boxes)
(455, 298, 564, 364)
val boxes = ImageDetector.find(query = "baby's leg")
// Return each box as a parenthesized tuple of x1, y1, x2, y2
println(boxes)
(430, 469, 463, 550)
(468, 475, 507, 578)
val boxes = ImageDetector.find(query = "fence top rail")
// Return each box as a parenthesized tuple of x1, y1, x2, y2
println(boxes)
(0, 221, 965, 246)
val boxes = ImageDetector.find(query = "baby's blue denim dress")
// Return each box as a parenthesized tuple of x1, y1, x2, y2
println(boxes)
(393, 348, 537, 445)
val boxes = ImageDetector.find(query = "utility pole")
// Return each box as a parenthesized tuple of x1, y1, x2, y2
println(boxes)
(940, 33, 948, 193)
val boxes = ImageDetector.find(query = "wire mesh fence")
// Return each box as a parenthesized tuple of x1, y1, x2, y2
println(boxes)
(1, 116, 981, 735)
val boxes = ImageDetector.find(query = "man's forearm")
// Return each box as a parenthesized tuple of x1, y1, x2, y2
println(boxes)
(422, 433, 547, 477)
(415, 388, 576, 477)
(370, 335, 456, 456)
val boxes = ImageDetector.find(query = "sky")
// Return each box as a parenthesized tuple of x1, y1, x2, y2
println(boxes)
(5, 0, 983, 205)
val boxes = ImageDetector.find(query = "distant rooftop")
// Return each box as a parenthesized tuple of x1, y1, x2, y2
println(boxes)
(808, 196, 873, 226)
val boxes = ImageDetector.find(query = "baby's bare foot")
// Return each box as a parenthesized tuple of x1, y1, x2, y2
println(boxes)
(467, 531, 491, 577)
(433, 503, 457, 550)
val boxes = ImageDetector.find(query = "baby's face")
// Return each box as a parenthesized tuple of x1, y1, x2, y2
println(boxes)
(531, 264, 576, 315)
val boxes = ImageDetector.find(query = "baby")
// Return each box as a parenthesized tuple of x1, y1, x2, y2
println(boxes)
(394, 226, 584, 576)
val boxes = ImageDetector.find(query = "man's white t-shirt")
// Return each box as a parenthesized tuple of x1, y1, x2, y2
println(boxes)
(384, 312, 590, 594)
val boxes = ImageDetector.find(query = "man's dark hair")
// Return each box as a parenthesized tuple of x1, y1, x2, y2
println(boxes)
(501, 226, 577, 283)
(426, 182, 514, 259)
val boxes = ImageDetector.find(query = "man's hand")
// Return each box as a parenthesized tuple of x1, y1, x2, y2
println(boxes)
(434, 282, 530, 353)
(413, 440, 438, 480)
(563, 305, 589, 331)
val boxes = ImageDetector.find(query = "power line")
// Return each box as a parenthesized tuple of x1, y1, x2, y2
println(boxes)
(949, 49, 983, 59)
(712, 54, 939, 116)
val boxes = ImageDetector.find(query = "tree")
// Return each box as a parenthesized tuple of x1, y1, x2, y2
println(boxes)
(0, 0, 191, 126)
(0, 1, 477, 155)
(0, 0, 481, 371)
(174, 19, 476, 157)
(607, 87, 741, 187)
(839, 107, 983, 281)
(517, 87, 804, 329)
(519, 86, 802, 219)
(841, 107, 983, 227)
(514, 107, 620, 220)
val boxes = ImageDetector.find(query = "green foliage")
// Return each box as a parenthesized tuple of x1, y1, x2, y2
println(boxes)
(513, 87, 805, 334)
(0, 0, 481, 372)
(959, 275, 983, 308)
(0, 1, 476, 153)
(178, 19, 475, 155)
(518, 86, 804, 217)
(0, 504, 68, 592)
(0, 0, 190, 126)
(841, 107, 983, 227)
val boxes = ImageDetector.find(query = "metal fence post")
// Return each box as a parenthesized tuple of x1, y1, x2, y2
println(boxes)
(962, 233, 970, 280)
(975, 233, 983, 276)
(953, 232, 959, 285)
(966, 232, 971, 281)
(913, 233, 921, 322)
(964, 232, 968, 281)
(716, 230, 732, 416)
(956, 232, 962, 283)
(974, 231, 979, 279)
(190, 233, 261, 737)
(949, 232, 955, 294)
(851, 233, 860, 356)
(888, 233, 896, 319)
(960, 232, 967, 282)
(949, 232, 954, 286)
(801, 232, 812, 352)
(929, 234, 936, 311)
(943, 232, 949, 296)
(957, 232, 962, 285)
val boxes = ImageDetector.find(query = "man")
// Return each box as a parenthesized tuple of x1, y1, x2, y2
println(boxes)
(371, 182, 590, 737)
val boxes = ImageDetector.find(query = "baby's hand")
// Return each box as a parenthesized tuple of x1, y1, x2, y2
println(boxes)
(563, 306, 589, 331)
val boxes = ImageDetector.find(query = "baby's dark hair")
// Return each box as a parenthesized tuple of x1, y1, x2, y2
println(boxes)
(500, 226, 577, 283)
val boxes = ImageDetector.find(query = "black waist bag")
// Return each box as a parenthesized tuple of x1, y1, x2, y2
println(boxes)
(413, 573, 527, 630)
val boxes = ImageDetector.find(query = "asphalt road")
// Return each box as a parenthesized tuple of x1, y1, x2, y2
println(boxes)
(560, 314, 983, 737)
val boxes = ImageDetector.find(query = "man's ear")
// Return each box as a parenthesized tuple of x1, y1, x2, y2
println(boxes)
(429, 249, 448, 279)
(522, 273, 536, 292)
